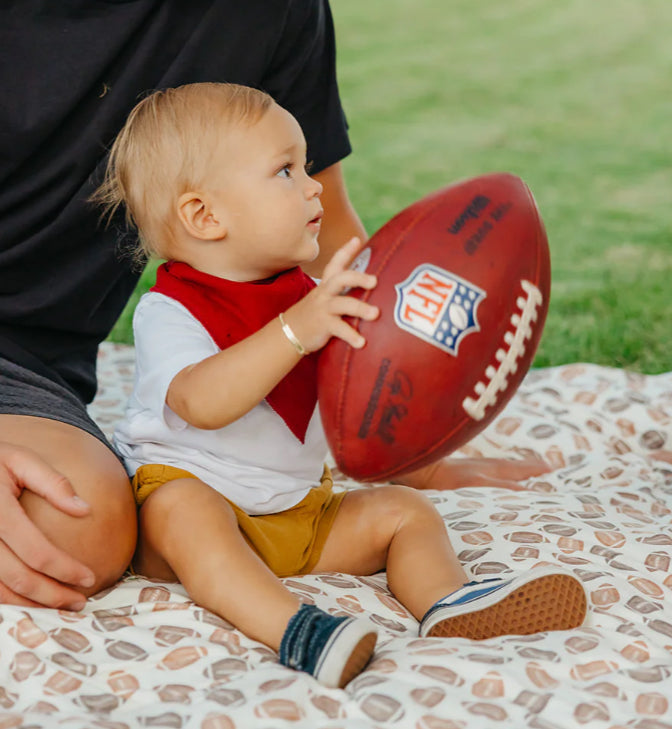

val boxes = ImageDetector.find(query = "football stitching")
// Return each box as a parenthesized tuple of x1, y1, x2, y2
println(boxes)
(462, 279, 543, 421)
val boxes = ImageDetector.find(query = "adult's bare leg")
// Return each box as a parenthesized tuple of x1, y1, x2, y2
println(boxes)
(0, 415, 137, 609)
(396, 455, 551, 491)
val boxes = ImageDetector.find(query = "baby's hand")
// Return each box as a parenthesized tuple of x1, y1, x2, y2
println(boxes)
(284, 237, 379, 353)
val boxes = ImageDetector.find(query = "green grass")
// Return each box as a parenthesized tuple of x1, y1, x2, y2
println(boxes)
(109, 0, 672, 373)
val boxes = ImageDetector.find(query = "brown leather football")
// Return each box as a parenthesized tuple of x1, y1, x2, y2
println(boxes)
(318, 173, 551, 481)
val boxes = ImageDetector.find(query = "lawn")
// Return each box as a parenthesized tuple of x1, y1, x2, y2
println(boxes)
(109, 0, 671, 373)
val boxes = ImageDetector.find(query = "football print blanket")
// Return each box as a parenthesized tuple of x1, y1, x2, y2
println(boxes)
(0, 342, 670, 729)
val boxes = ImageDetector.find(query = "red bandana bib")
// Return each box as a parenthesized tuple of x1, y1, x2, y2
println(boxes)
(152, 261, 318, 443)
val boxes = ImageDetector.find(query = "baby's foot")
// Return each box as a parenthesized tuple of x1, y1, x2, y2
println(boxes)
(280, 604, 377, 688)
(420, 564, 587, 640)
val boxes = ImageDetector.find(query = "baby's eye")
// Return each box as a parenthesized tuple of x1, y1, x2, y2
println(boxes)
(276, 164, 292, 179)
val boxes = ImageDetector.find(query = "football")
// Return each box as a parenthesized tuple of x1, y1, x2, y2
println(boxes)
(318, 172, 551, 481)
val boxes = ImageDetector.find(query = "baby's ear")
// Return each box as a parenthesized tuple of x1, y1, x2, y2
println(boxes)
(177, 192, 227, 240)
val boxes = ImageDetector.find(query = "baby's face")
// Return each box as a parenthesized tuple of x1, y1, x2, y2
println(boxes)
(206, 103, 324, 281)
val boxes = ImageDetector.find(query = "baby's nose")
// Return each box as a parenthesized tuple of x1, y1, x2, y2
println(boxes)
(308, 175, 323, 198)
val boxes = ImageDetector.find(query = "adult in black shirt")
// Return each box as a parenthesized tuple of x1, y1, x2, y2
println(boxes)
(0, 0, 368, 609)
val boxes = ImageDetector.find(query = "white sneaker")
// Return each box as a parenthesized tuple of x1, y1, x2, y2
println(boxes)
(280, 604, 377, 689)
(420, 564, 587, 640)
(313, 617, 378, 688)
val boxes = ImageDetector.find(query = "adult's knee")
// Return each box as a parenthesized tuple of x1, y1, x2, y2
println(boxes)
(13, 420, 138, 595)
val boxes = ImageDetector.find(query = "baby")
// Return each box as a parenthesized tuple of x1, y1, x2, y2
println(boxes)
(95, 82, 587, 688)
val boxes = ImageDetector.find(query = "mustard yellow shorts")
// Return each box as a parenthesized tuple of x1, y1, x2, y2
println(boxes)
(131, 463, 345, 578)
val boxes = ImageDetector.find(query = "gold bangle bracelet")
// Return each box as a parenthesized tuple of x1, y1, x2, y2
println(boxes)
(279, 312, 307, 356)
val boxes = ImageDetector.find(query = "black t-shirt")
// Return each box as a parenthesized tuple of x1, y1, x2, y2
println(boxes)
(0, 0, 351, 403)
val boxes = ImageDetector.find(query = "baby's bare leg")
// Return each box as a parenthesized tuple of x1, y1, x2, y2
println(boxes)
(313, 485, 467, 620)
(135, 478, 299, 650)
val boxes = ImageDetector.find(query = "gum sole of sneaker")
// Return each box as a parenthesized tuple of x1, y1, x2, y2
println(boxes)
(337, 631, 378, 688)
(428, 573, 587, 640)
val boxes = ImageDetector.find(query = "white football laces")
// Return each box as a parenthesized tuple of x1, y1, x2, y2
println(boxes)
(462, 279, 543, 421)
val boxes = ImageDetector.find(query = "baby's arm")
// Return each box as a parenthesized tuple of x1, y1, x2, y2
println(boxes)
(167, 237, 378, 430)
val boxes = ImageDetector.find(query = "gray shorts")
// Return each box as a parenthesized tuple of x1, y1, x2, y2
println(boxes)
(0, 356, 114, 453)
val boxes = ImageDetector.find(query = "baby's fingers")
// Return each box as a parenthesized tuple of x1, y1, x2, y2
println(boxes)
(332, 296, 380, 324)
(325, 269, 377, 296)
(331, 318, 368, 350)
(328, 298, 379, 350)
(322, 237, 364, 280)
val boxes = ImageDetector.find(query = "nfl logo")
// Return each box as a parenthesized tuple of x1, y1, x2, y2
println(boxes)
(394, 264, 485, 355)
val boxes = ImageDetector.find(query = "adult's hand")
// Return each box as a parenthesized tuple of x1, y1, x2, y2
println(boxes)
(394, 455, 552, 491)
(0, 442, 96, 609)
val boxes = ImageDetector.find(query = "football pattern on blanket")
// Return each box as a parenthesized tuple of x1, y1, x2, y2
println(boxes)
(2, 347, 664, 729)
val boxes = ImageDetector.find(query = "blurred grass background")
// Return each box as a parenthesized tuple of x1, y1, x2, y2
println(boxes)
(109, 0, 671, 373)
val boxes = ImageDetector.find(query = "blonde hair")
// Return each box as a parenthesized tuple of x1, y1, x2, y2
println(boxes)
(92, 82, 274, 260)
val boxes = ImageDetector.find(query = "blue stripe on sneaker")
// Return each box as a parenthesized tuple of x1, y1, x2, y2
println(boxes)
(448, 581, 511, 605)
(423, 579, 515, 624)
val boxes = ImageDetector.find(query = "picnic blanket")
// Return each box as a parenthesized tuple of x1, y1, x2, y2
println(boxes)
(1, 341, 671, 728)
